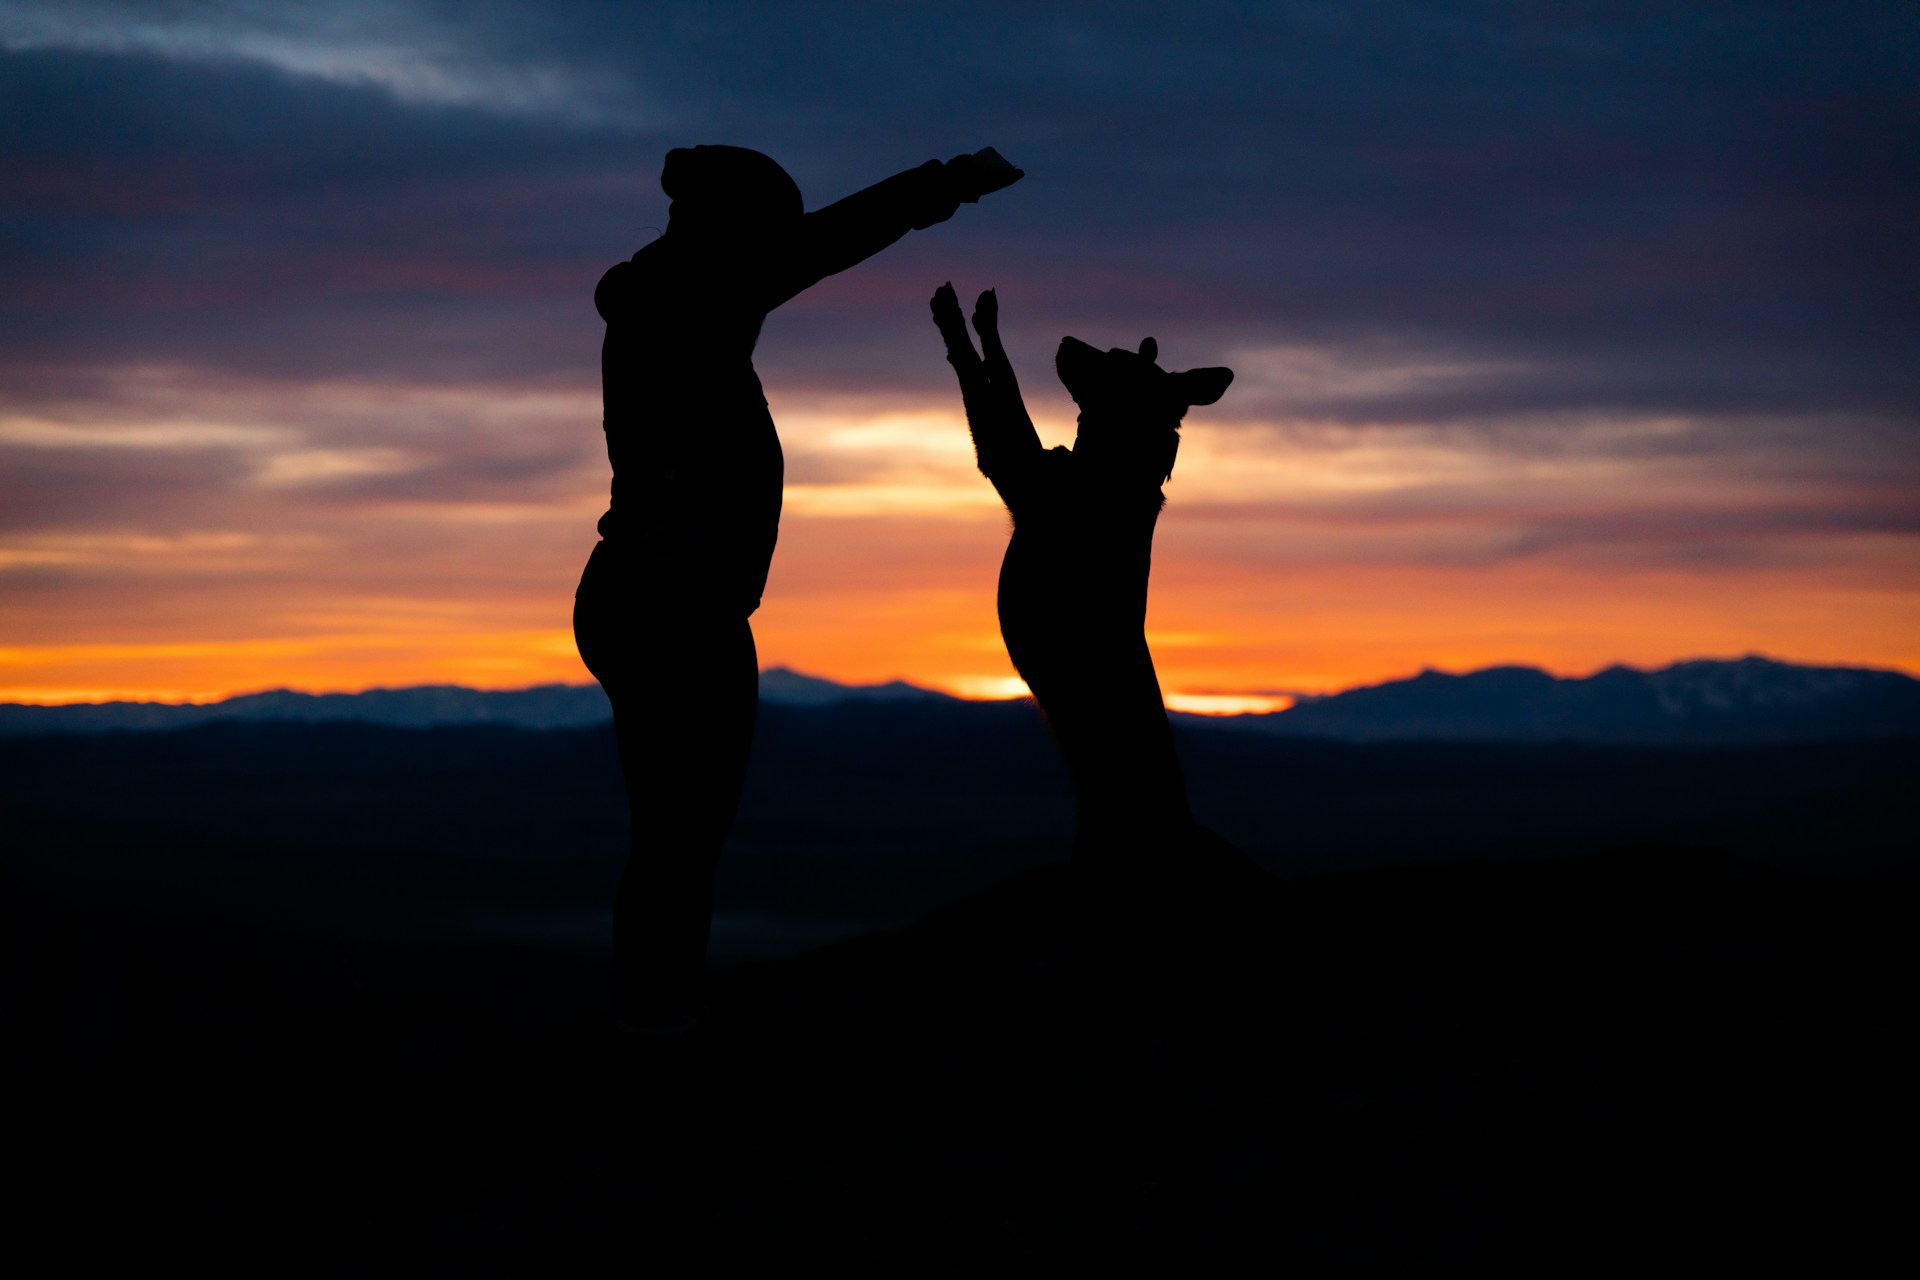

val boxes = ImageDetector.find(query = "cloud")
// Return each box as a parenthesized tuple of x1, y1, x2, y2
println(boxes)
(1, 2, 1914, 698)
(7, 3, 1912, 402)
(0, 0, 651, 123)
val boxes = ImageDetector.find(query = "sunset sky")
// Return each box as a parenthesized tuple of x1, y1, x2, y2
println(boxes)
(3, 1, 1916, 709)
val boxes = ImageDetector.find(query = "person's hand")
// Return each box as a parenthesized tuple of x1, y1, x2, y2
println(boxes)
(947, 147, 1024, 202)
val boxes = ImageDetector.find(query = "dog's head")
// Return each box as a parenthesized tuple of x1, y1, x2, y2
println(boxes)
(1056, 337, 1233, 483)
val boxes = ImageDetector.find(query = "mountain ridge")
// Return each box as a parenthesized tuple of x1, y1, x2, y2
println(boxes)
(2, 655, 1915, 744)
(1197, 654, 1920, 745)
(0, 666, 954, 736)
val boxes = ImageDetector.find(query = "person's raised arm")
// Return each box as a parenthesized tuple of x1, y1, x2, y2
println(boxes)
(768, 150, 1022, 308)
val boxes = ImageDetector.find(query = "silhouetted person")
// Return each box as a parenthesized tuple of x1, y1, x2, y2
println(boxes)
(578, 148, 1022, 1033)
(928, 286, 1268, 959)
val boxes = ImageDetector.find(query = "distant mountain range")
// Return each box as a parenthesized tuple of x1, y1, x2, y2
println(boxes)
(2, 656, 1915, 744)
(1196, 656, 1920, 745)
(0, 667, 950, 737)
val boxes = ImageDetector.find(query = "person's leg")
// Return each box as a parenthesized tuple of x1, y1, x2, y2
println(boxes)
(606, 612, 757, 1024)
(574, 548, 759, 1027)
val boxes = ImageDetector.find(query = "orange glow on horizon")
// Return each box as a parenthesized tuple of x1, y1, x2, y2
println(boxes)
(4, 390, 1916, 707)
(1165, 692, 1298, 715)
(7, 546, 1916, 706)
(0, 630, 589, 706)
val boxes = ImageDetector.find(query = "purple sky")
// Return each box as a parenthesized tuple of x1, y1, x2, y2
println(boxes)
(2, 1, 1915, 703)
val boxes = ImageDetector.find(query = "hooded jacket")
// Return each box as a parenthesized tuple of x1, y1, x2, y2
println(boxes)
(591, 155, 972, 615)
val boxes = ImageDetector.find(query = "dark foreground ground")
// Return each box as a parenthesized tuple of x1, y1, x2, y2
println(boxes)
(7, 848, 1915, 1276)
(4, 718, 1915, 1273)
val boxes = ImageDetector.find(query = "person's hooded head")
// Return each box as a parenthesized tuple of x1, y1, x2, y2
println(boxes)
(661, 146, 803, 242)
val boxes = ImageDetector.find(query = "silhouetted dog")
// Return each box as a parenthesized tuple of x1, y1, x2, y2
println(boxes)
(929, 286, 1266, 921)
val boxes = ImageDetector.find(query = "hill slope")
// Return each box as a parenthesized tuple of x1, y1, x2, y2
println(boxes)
(1210, 654, 1920, 743)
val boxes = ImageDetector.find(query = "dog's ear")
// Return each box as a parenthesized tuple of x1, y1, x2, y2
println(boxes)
(1138, 337, 1158, 363)
(1172, 366, 1234, 408)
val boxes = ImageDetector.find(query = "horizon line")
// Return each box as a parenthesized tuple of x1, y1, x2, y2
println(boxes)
(4, 651, 1910, 713)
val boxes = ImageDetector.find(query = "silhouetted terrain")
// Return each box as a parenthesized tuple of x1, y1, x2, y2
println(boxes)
(0, 665, 949, 735)
(3, 707, 1914, 1271)
(7, 656, 1916, 743)
(4, 704, 1913, 959)
(1221, 655, 1920, 744)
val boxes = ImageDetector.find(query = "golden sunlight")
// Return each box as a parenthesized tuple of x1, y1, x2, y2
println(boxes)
(4, 387, 1915, 707)
(1162, 692, 1297, 715)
